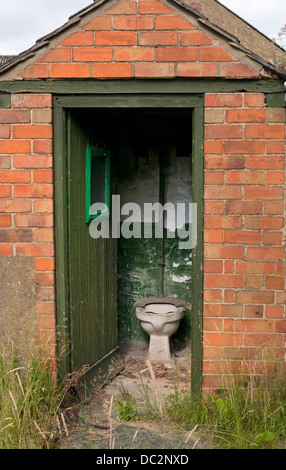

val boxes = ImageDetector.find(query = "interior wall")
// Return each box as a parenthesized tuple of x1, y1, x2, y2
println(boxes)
(113, 110, 193, 345)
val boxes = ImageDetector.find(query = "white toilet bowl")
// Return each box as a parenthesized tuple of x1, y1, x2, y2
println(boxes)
(134, 297, 186, 368)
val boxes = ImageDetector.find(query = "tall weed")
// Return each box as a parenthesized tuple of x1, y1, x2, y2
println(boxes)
(0, 339, 65, 449)
(164, 376, 286, 449)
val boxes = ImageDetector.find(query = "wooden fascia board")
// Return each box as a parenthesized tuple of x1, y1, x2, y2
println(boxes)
(0, 78, 285, 96)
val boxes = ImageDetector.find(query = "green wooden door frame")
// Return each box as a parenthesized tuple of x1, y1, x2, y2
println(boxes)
(53, 91, 204, 396)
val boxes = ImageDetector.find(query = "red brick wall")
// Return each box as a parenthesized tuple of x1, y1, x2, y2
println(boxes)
(204, 93, 286, 389)
(0, 94, 55, 367)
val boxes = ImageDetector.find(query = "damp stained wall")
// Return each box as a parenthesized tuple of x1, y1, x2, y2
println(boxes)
(0, 256, 37, 361)
(116, 113, 193, 344)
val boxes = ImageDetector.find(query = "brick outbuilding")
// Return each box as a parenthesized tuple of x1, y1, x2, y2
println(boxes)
(0, 0, 285, 394)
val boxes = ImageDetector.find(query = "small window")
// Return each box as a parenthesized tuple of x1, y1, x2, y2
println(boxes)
(86, 146, 110, 223)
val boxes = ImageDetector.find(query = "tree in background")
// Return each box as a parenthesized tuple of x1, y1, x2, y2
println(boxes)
(277, 25, 286, 48)
(273, 25, 286, 73)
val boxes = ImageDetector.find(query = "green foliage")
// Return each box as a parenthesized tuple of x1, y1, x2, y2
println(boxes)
(116, 395, 139, 421)
(163, 380, 286, 449)
(276, 25, 286, 49)
(116, 384, 139, 421)
(273, 25, 286, 73)
(254, 431, 275, 446)
(0, 339, 65, 449)
(114, 367, 286, 449)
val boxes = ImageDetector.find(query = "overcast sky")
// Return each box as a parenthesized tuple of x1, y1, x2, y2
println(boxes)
(0, 0, 285, 55)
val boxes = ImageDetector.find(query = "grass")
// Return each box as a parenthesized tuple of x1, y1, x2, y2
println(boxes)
(2, 335, 285, 449)
(115, 366, 286, 449)
(0, 339, 71, 449)
(163, 379, 286, 449)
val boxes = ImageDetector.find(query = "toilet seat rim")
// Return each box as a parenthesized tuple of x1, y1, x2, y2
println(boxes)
(134, 296, 187, 309)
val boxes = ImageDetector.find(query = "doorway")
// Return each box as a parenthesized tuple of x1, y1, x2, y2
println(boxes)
(54, 92, 204, 395)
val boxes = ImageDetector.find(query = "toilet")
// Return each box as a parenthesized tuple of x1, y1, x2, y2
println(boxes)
(134, 297, 186, 368)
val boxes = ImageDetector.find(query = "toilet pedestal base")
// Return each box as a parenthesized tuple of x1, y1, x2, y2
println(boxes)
(148, 334, 175, 369)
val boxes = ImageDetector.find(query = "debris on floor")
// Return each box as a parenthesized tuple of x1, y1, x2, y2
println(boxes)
(58, 342, 209, 449)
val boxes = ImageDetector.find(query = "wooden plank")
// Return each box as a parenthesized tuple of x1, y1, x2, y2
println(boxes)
(67, 110, 118, 377)
(1, 78, 285, 95)
(191, 104, 204, 396)
(77, 347, 123, 401)
(53, 104, 70, 379)
(54, 94, 204, 109)
(68, 112, 83, 370)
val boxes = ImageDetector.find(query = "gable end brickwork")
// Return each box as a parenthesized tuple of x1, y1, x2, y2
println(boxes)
(18, 0, 260, 80)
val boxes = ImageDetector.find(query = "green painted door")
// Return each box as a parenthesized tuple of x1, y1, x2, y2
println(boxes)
(67, 112, 117, 378)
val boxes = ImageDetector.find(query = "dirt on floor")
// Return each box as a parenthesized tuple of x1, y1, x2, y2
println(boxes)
(58, 342, 210, 450)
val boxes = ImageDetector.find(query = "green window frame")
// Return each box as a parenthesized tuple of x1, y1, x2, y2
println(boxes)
(85, 146, 110, 224)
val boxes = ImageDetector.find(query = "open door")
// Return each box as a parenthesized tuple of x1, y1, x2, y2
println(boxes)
(67, 112, 118, 390)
